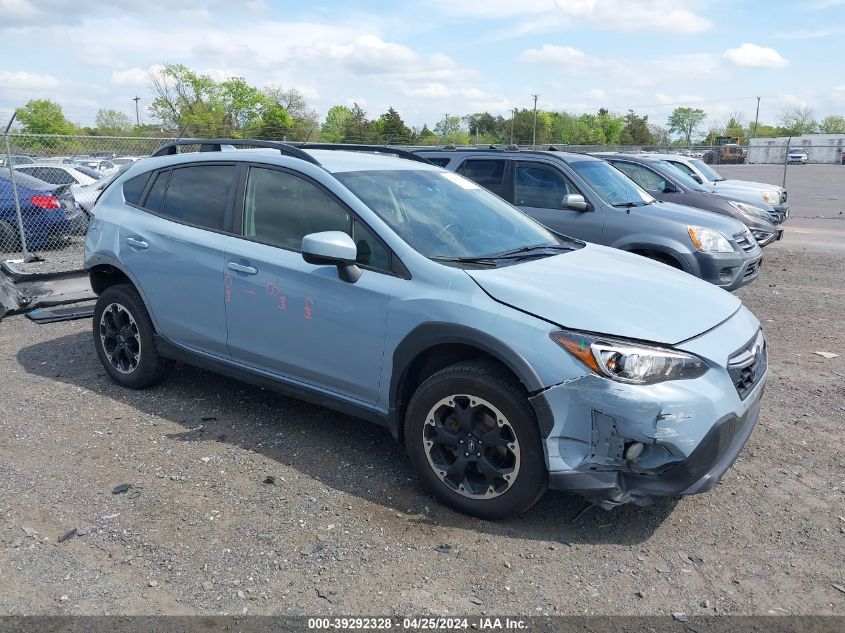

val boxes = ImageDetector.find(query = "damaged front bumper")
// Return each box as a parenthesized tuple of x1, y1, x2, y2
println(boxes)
(530, 310, 767, 508)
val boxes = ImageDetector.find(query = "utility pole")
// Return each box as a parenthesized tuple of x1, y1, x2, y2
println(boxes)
(510, 108, 516, 144)
(531, 93, 539, 147)
(442, 113, 449, 143)
(752, 96, 760, 139)
(133, 96, 141, 126)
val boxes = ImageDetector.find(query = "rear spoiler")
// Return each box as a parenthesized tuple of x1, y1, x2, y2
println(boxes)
(0, 261, 95, 321)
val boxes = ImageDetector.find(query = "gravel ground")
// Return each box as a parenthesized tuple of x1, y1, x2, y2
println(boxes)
(0, 166, 843, 617)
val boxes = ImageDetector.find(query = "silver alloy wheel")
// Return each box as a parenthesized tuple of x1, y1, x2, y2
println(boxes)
(99, 302, 142, 374)
(422, 394, 521, 500)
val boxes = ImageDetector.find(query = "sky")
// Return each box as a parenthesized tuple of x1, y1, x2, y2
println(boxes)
(2, 0, 845, 130)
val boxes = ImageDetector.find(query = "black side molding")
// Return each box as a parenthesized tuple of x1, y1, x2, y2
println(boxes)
(154, 336, 390, 430)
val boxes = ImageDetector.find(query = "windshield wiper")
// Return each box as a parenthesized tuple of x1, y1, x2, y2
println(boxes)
(612, 201, 650, 208)
(484, 243, 578, 259)
(430, 255, 500, 267)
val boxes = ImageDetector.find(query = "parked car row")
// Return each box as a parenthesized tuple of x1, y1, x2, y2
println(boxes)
(415, 147, 789, 291)
(78, 140, 770, 519)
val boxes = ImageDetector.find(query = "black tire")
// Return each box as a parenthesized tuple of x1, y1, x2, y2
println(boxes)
(0, 220, 20, 252)
(404, 360, 547, 519)
(93, 284, 171, 389)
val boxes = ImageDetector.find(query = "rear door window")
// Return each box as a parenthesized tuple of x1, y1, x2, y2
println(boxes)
(456, 159, 507, 196)
(610, 161, 663, 191)
(159, 165, 237, 231)
(142, 171, 170, 213)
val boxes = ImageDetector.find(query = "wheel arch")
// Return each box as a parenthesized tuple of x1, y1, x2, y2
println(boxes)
(389, 323, 552, 444)
(87, 258, 160, 332)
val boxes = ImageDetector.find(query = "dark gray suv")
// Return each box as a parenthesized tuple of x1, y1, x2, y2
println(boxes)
(416, 149, 762, 291)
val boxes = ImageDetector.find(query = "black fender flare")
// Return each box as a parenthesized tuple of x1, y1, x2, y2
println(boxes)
(388, 323, 553, 438)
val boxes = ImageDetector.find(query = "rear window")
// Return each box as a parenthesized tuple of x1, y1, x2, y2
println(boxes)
(123, 173, 151, 205)
(456, 159, 507, 196)
(427, 157, 451, 167)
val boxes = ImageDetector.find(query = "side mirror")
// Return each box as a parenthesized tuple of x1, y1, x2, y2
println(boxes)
(661, 180, 679, 193)
(301, 231, 362, 283)
(562, 194, 590, 211)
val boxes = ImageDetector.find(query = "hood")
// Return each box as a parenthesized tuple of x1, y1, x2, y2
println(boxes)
(712, 179, 782, 193)
(650, 201, 747, 235)
(467, 244, 741, 345)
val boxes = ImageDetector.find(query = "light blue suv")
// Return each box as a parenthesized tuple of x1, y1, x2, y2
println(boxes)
(84, 140, 768, 519)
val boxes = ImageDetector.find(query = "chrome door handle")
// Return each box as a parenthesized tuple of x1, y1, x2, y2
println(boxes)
(227, 262, 258, 275)
(125, 237, 148, 249)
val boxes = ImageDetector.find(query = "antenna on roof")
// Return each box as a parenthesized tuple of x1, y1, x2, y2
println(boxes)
(304, 126, 315, 143)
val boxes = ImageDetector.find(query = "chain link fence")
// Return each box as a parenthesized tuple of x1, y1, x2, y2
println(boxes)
(2, 121, 844, 275)
(1, 131, 180, 272)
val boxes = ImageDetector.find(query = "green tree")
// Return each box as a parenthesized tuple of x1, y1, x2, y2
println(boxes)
(341, 103, 373, 142)
(415, 124, 437, 145)
(621, 110, 651, 145)
(321, 105, 353, 142)
(818, 114, 845, 134)
(778, 106, 817, 136)
(148, 64, 267, 136)
(434, 115, 470, 145)
(17, 99, 76, 134)
(723, 113, 745, 141)
(667, 107, 707, 145)
(95, 108, 133, 133)
(377, 107, 412, 143)
(262, 87, 318, 140)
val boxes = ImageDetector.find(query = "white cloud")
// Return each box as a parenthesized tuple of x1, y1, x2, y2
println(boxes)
(0, 70, 60, 91)
(723, 43, 788, 68)
(518, 45, 587, 66)
(434, 0, 712, 35)
(585, 88, 607, 101)
(111, 65, 164, 86)
(519, 46, 725, 87)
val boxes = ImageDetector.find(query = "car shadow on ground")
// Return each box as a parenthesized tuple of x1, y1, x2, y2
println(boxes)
(17, 329, 678, 545)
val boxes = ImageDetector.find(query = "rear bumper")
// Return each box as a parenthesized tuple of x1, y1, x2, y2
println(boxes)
(548, 395, 761, 507)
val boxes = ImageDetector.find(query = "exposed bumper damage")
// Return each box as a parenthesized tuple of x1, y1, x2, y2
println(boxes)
(0, 261, 95, 322)
(530, 368, 765, 509)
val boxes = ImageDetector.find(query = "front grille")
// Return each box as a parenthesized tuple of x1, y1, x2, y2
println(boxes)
(728, 330, 767, 400)
(743, 258, 761, 279)
(733, 231, 756, 252)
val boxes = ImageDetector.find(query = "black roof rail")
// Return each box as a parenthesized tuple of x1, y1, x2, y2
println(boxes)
(292, 143, 433, 165)
(149, 138, 322, 166)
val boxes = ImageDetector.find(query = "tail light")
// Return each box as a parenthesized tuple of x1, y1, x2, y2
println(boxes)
(30, 195, 61, 209)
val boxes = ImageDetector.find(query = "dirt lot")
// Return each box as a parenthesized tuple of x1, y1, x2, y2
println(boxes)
(0, 165, 843, 617)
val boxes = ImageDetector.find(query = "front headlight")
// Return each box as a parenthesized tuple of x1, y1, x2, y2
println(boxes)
(760, 190, 780, 204)
(727, 200, 770, 220)
(687, 225, 733, 253)
(550, 331, 709, 385)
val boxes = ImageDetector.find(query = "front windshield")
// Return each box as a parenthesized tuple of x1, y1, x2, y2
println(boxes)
(568, 160, 655, 206)
(653, 160, 707, 191)
(691, 159, 723, 181)
(334, 169, 563, 259)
